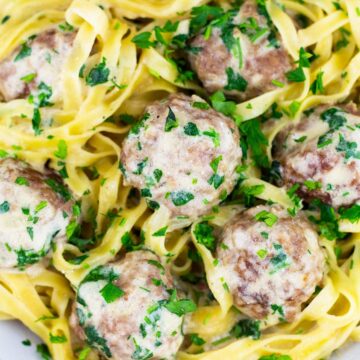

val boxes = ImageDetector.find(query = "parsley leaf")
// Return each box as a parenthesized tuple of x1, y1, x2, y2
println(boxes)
(164, 290, 197, 316)
(254, 210, 278, 226)
(54, 140, 67, 159)
(310, 71, 324, 94)
(14, 42, 32, 62)
(184, 122, 200, 136)
(84, 325, 111, 358)
(320, 108, 346, 130)
(132, 32, 156, 49)
(0, 201, 10, 213)
(100, 282, 124, 303)
(339, 204, 360, 223)
(210, 91, 237, 117)
(224, 67, 248, 92)
(230, 319, 261, 340)
(170, 191, 194, 206)
(285, 67, 306, 82)
(336, 133, 360, 160)
(240, 119, 269, 168)
(164, 107, 178, 132)
(194, 222, 216, 251)
(86, 57, 110, 86)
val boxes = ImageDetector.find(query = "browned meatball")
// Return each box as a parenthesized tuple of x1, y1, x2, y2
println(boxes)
(274, 105, 360, 208)
(0, 27, 75, 102)
(188, 0, 292, 101)
(0, 158, 75, 268)
(216, 205, 324, 323)
(70, 250, 191, 359)
(120, 93, 242, 221)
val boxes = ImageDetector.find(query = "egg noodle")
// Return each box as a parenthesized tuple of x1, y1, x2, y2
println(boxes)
(0, 0, 359, 359)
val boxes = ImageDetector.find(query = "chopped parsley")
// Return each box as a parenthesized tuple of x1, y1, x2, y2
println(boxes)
(184, 122, 200, 136)
(193, 222, 216, 251)
(189, 333, 206, 346)
(192, 101, 210, 110)
(54, 140, 67, 159)
(152, 226, 168, 237)
(84, 325, 111, 358)
(36, 344, 52, 360)
(14, 42, 32, 62)
(309, 199, 345, 240)
(0, 201, 10, 213)
(336, 133, 360, 160)
(85, 57, 110, 86)
(224, 67, 248, 92)
(203, 128, 220, 147)
(240, 119, 269, 168)
(100, 282, 124, 303)
(49, 333, 67, 343)
(170, 191, 194, 206)
(164, 107, 178, 132)
(230, 318, 261, 340)
(258, 355, 292, 360)
(339, 204, 360, 223)
(164, 289, 197, 316)
(15, 177, 29, 186)
(254, 210, 278, 227)
(285, 67, 306, 82)
(131, 32, 156, 49)
(310, 71, 325, 94)
(210, 91, 236, 117)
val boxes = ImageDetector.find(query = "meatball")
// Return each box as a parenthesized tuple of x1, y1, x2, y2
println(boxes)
(188, 0, 292, 101)
(274, 105, 360, 208)
(70, 250, 187, 359)
(217, 205, 324, 322)
(0, 158, 75, 269)
(120, 93, 242, 221)
(0, 27, 75, 102)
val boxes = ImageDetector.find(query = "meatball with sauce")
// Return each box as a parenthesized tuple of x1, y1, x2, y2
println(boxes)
(217, 205, 324, 323)
(120, 93, 242, 221)
(70, 250, 190, 359)
(274, 105, 360, 209)
(188, 0, 292, 101)
(0, 27, 75, 103)
(0, 158, 75, 269)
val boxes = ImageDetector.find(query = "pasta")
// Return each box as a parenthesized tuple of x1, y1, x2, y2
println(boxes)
(0, 0, 359, 359)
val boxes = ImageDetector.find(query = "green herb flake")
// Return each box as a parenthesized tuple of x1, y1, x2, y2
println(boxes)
(194, 222, 216, 251)
(230, 318, 261, 340)
(184, 122, 200, 136)
(254, 210, 278, 227)
(14, 42, 32, 62)
(0, 201, 10, 214)
(131, 32, 156, 49)
(224, 67, 248, 92)
(100, 282, 125, 303)
(164, 107, 178, 132)
(285, 67, 306, 82)
(15, 177, 29, 186)
(54, 139, 67, 159)
(152, 226, 168, 237)
(170, 191, 194, 206)
(49, 333, 67, 344)
(85, 57, 110, 86)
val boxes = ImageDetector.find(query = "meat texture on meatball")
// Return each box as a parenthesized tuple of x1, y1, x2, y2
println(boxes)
(71, 250, 188, 360)
(0, 27, 75, 103)
(120, 93, 242, 221)
(274, 105, 360, 209)
(217, 205, 325, 323)
(0, 158, 75, 269)
(188, 0, 292, 101)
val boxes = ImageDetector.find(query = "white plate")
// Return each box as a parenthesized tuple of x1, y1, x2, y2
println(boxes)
(0, 320, 359, 360)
